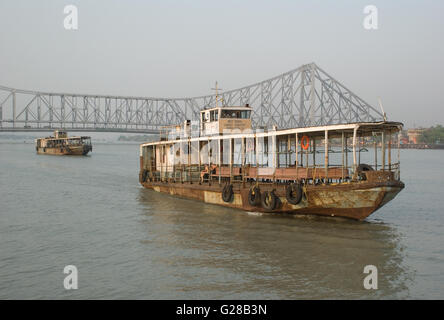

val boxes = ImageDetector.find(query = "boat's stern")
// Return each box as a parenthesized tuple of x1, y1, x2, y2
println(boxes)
(82, 144, 93, 155)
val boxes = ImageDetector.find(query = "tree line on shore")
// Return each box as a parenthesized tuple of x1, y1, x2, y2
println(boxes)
(419, 125, 444, 144)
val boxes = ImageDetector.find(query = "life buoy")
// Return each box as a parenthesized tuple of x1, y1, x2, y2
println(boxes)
(286, 183, 302, 205)
(301, 135, 310, 150)
(261, 190, 277, 211)
(248, 186, 261, 206)
(222, 184, 233, 202)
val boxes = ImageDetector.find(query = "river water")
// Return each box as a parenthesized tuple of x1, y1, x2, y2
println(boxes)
(0, 141, 442, 299)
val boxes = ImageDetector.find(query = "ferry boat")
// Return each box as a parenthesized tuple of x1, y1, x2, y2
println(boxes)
(139, 105, 404, 220)
(35, 130, 92, 155)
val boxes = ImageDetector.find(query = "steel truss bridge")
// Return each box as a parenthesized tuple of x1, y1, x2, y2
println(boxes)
(0, 63, 383, 133)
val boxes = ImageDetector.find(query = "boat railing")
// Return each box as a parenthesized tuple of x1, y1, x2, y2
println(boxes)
(141, 123, 403, 185)
(145, 160, 401, 186)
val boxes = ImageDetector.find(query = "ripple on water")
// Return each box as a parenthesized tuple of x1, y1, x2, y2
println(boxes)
(0, 144, 441, 299)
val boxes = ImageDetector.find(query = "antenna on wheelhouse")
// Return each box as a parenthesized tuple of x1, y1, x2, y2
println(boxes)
(211, 81, 224, 108)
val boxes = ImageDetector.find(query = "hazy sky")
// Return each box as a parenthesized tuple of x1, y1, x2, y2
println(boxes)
(0, 0, 443, 128)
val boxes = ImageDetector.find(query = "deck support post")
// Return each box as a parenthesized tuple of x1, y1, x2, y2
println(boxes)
(397, 128, 401, 180)
(313, 136, 316, 175)
(255, 135, 259, 183)
(180, 142, 183, 183)
(172, 143, 175, 183)
(188, 139, 191, 184)
(273, 135, 277, 184)
(345, 133, 348, 173)
(151, 146, 154, 181)
(382, 131, 386, 171)
(241, 137, 245, 188)
(305, 138, 309, 182)
(341, 132, 345, 181)
(229, 138, 233, 184)
(218, 138, 221, 185)
(352, 126, 359, 176)
(287, 135, 290, 167)
(388, 130, 392, 171)
(295, 133, 298, 180)
(301, 142, 303, 167)
(208, 139, 211, 185)
(162, 145, 165, 182)
(325, 130, 328, 183)
(157, 145, 160, 182)
(198, 141, 201, 184)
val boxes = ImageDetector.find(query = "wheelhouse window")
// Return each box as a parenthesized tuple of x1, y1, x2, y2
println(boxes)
(210, 110, 219, 122)
(241, 110, 251, 119)
(221, 110, 251, 119)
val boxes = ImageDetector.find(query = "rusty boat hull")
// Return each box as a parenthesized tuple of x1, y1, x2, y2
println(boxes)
(140, 179, 404, 220)
(36, 145, 92, 155)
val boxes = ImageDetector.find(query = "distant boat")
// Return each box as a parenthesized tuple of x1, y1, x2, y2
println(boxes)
(35, 130, 92, 155)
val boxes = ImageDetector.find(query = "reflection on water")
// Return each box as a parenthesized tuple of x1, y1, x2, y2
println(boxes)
(137, 188, 411, 299)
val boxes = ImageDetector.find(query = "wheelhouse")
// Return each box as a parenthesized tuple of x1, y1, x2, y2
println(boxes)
(199, 105, 253, 136)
